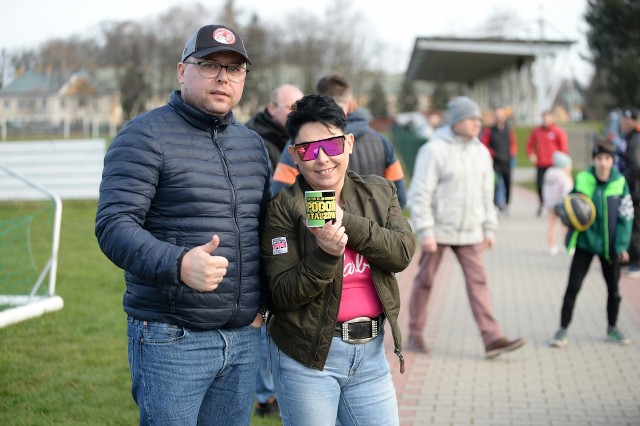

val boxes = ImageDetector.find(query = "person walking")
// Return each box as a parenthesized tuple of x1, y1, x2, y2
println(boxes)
(550, 138, 633, 347)
(260, 94, 415, 425)
(95, 24, 271, 425)
(271, 74, 408, 207)
(480, 106, 518, 214)
(619, 107, 640, 276)
(527, 111, 569, 216)
(542, 151, 574, 255)
(406, 96, 525, 358)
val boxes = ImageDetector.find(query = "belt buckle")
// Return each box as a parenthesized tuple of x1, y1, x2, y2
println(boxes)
(341, 316, 378, 344)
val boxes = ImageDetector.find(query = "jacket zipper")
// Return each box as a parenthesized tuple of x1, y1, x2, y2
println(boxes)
(211, 127, 242, 317)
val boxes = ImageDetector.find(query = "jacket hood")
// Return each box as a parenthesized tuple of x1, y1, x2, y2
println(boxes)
(346, 108, 371, 139)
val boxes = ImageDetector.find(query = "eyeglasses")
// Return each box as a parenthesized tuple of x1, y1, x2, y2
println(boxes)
(293, 135, 346, 161)
(183, 60, 249, 83)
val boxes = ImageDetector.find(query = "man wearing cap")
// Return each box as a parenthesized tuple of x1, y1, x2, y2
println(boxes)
(406, 96, 525, 358)
(620, 107, 640, 276)
(95, 24, 270, 425)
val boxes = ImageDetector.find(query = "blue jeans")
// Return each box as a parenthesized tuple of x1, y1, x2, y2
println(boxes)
(268, 332, 398, 426)
(255, 324, 276, 404)
(127, 316, 260, 425)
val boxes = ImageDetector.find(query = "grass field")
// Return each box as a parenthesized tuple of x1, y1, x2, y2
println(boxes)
(0, 200, 281, 425)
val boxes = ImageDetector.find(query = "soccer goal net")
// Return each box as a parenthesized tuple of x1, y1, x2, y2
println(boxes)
(0, 162, 63, 328)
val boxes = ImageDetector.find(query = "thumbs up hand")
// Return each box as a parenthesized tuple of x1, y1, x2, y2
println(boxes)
(180, 234, 229, 292)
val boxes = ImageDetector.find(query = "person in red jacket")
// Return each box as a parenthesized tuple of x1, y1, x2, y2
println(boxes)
(527, 111, 569, 216)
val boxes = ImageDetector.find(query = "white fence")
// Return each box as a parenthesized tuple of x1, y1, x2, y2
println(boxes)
(0, 139, 106, 200)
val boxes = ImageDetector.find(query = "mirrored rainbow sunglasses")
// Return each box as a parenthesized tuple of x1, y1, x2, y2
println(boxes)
(293, 135, 346, 161)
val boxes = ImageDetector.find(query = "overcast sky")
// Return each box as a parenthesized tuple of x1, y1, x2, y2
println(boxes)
(0, 0, 593, 83)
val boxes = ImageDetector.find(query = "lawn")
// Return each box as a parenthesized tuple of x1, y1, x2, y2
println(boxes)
(0, 200, 281, 425)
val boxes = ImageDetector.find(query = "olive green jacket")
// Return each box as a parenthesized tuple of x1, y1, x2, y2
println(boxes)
(260, 171, 415, 371)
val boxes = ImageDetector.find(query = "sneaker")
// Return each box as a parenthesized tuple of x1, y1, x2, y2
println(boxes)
(549, 328, 569, 348)
(607, 327, 632, 345)
(536, 205, 543, 217)
(549, 246, 559, 255)
(254, 397, 279, 417)
(625, 264, 640, 278)
(485, 337, 525, 359)
(406, 335, 430, 353)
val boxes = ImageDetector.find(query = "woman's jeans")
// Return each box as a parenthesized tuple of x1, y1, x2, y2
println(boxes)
(127, 316, 260, 425)
(268, 332, 399, 426)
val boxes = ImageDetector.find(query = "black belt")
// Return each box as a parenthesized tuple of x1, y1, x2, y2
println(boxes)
(333, 315, 385, 344)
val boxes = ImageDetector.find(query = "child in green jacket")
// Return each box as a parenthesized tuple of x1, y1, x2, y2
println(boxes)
(550, 138, 633, 347)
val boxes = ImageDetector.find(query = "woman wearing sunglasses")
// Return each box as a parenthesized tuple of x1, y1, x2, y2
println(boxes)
(259, 94, 415, 426)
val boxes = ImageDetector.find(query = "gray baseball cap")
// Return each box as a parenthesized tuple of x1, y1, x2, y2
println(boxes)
(182, 25, 251, 64)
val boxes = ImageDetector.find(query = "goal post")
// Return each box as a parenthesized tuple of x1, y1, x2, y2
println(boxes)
(0, 162, 63, 328)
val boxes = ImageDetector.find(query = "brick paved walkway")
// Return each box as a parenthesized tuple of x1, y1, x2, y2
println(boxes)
(386, 183, 640, 426)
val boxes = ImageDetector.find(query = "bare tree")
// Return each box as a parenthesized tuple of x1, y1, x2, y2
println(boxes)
(276, 0, 375, 94)
(36, 38, 100, 76)
(368, 76, 389, 119)
(398, 80, 419, 113)
(97, 21, 154, 119)
(321, 0, 372, 81)
(149, 4, 211, 98)
(474, 9, 530, 38)
(0, 49, 7, 89)
(219, 0, 241, 30)
(240, 13, 273, 106)
(2, 0, 384, 123)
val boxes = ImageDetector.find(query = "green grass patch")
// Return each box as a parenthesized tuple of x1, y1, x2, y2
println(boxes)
(0, 200, 281, 425)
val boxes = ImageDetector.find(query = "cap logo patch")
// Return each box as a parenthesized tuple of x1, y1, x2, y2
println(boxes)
(272, 237, 288, 255)
(213, 28, 236, 45)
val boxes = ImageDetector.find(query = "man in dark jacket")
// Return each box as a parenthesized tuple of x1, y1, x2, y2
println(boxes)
(480, 107, 518, 214)
(620, 107, 640, 276)
(95, 24, 271, 425)
(271, 74, 408, 207)
(246, 84, 304, 174)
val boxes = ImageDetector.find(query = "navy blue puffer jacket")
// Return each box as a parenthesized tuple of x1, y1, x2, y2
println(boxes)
(95, 91, 271, 330)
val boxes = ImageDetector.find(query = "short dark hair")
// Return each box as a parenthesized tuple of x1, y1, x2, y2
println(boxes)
(592, 135, 616, 158)
(316, 75, 352, 103)
(286, 94, 347, 142)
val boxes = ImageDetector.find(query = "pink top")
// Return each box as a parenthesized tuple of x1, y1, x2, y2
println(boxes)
(337, 246, 383, 322)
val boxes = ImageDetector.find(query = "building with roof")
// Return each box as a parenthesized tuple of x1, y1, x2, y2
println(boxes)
(405, 37, 575, 124)
(0, 68, 123, 140)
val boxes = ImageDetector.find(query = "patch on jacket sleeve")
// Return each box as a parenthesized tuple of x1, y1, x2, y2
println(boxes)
(390, 206, 402, 216)
(272, 237, 288, 255)
(619, 194, 634, 220)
